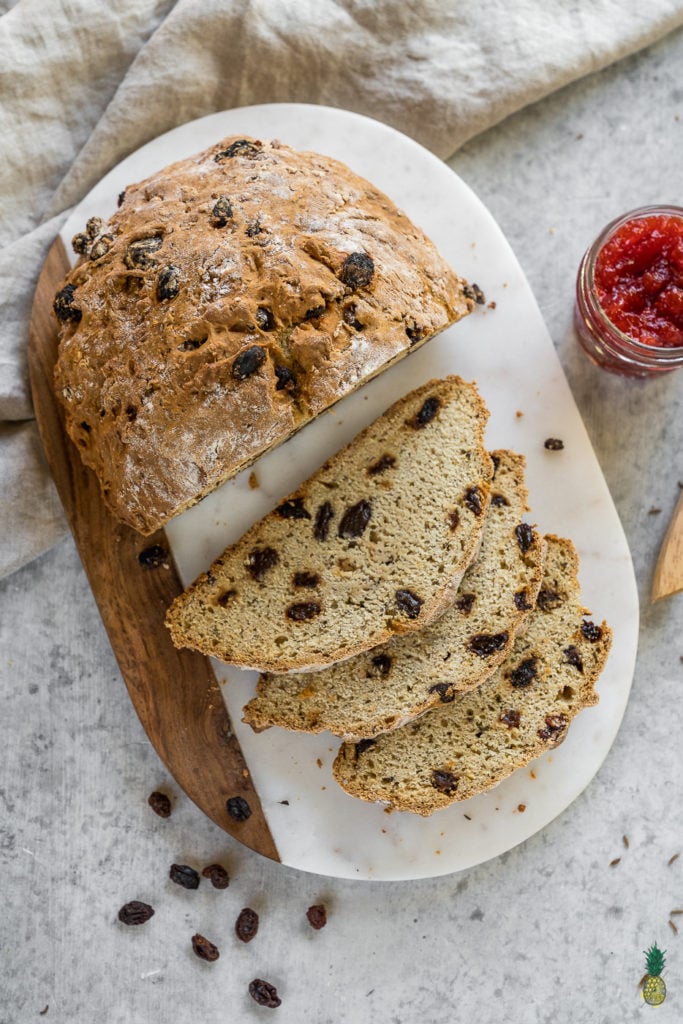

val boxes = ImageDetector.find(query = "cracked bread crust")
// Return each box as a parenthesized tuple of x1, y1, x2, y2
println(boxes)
(53, 136, 475, 534)
(242, 450, 546, 739)
(332, 536, 612, 815)
(165, 377, 492, 673)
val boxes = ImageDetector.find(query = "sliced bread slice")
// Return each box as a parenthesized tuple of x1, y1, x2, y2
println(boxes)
(332, 536, 612, 814)
(166, 377, 493, 672)
(243, 450, 545, 738)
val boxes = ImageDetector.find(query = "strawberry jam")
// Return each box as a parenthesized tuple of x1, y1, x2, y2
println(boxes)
(575, 206, 683, 376)
(594, 214, 683, 348)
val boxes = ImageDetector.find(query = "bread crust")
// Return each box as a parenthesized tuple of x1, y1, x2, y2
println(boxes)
(53, 136, 474, 534)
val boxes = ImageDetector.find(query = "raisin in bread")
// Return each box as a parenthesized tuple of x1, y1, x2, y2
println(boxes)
(242, 450, 545, 738)
(332, 536, 612, 814)
(166, 377, 492, 673)
(52, 136, 476, 535)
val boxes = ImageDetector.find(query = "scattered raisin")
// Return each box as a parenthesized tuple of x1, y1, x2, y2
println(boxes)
(564, 646, 584, 673)
(226, 796, 251, 821)
(157, 265, 180, 301)
(235, 907, 259, 943)
(247, 547, 279, 581)
(514, 589, 532, 611)
(429, 683, 455, 704)
(274, 364, 297, 392)
(124, 236, 163, 269)
(464, 487, 484, 516)
(71, 232, 89, 255)
(305, 305, 326, 320)
(306, 904, 327, 930)
(233, 345, 265, 380)
(216, 589, 237, 607)
(544, 438, 564, 451)
(355, 738, 376, 756)
(537, 588, 562, 612)
(293, 571, 319, 588)
(395, 589, 423, 619)
(210, 196, 233, 226)
(431, 769, 458, 794)
(313, 502, 334, 541)
(89, 235, 113, 260)
(53, 284, 82, 323)
(463, 282, 485, 304)
(448, 510, 460, 530)
(340, 251, 374, 289)
(118, 901, 155, 926)
(500, 709, 521, 728)
(538, 713, 568, 742)
(455, 593, 475, 615)
(510, 657, 537, 688)
(202, 864, 230, 889)
(286, 601, 321, 621)
(148, 791, 171, 818)
(468, 633, 509, 657)
(491, 494, 509, 507)
(169, 864, 200, 890)
(215, 139, 261, 160)
(276, 497, 311, 519)
(249, 979, 281, 1008)
(178, 337, 207, 352)
(412, 396, 441, 428)
(367, 454, 396, 476)
(371, 654, 392, 676)
(192, 933, 219, 962)
(338, 499, 372, 539)
(256, 306, 275, 331)
(515, 523, 534, 553)
(405, 322, 423, 344)
(581, 620, 603, 642)
(138, 544, 167, 568)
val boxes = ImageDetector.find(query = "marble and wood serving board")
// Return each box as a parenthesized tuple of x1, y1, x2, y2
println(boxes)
(28, 105, 639, 880)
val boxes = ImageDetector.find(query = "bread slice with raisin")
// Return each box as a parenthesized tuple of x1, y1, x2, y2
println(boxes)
(166, 377, 492, 673)
(242, 450, 545, 738)
(332, 536, 612, 814)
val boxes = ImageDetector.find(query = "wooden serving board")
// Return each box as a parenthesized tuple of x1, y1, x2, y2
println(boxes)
(27, 236, 280, 863)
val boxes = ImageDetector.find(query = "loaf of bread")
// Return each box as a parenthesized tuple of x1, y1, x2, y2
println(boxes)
(332, 536, 612, 814)
(166, 377, 493, 673)
(52, 136, 476, 534)
(242, 450, 545, 739)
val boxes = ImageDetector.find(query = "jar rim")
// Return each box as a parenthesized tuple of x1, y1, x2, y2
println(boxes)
(582, 204, 683, 359)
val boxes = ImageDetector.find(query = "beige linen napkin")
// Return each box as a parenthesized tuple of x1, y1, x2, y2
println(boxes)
(2, 0, 682, 578)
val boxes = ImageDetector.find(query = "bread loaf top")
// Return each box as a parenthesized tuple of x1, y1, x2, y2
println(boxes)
(166, 377, 493, 673)
(53, 136, 474, 534)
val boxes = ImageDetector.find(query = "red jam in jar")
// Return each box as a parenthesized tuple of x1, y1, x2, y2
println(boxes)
(575, 205, 683, 376)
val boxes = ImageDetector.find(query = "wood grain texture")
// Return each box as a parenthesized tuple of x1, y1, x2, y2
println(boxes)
(652, 490, 683, 602)
(27, 235, 280, 861)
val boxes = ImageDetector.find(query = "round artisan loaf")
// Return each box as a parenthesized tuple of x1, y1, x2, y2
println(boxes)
(242, 450, 546, 739)
(52, 136, 475, 534)
(166, 377, 493, 673)
(332, 535, 612, 815)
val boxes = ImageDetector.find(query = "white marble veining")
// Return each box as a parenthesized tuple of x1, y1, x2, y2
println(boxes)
(2, 26, 683, 1023)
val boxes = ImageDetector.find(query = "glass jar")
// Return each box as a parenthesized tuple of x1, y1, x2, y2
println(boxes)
(575, 205, 683, 377)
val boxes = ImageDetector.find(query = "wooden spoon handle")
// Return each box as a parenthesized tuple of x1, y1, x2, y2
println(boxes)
(651, 490, 683, 602)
